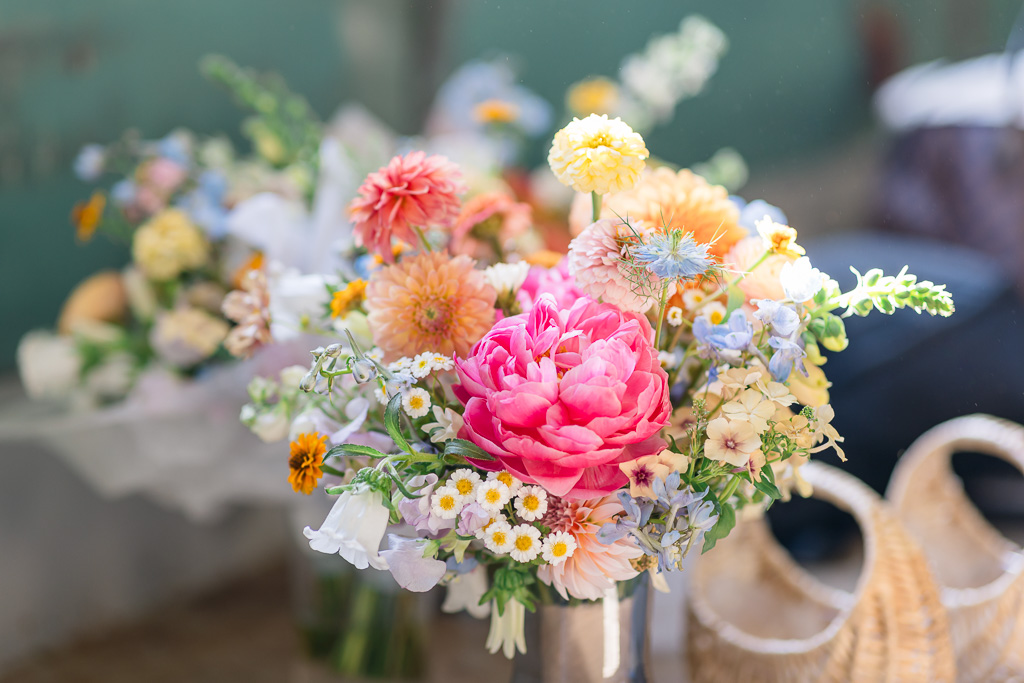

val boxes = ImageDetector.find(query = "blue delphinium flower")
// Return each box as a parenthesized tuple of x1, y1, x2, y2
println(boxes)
(731, 196, 787, 232)
(632, 230, 714, 280)
(597, 491, 653, 545)
(110, 179, 137, 207)
(157, 134, 191, 167)
(768, 336, 807, 381)
(753, 299, 800, 337)
(177, 170, 229, 238)
(709, 311, 754, 350)
(73, 144, 106, 182)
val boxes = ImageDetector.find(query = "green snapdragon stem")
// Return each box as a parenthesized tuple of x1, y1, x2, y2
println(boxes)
(591, 191, 602, 223)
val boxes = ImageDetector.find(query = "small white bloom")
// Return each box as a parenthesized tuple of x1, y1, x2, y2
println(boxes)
(388, 357, 413, 373)
(430, 353, 455, 372)
(514, 485, 548, 522)
(303, 488, 389, 570)
(509, 524, 542, 563)
(278, 364, 309, 391)
(365, 347, 384, 363)
(410, 353, 434, 378)
(477, 480, 511, 513)
(422, 405, 464, 443)
(483, 520, 515, 554)
(401, 387, 431, 418)
(486, 598, 527, 659)
(682, 289, 707, 310)
(431, 486, 465, 519)
(484, 261, 531, 295)
(441, 564, 491, 619)
(541, 531, 578, 565)
(780, 256, 827, 303)
(666, 306, 684, 326)
(476, 513, 507, 541)
(375, 372, 415, 405)
(658, 348, 683, 370)
(698, 300, 728, 326)
(247, 406, 290, 443)
(486, 470, 523, 496)
(449, 469, 482, 501)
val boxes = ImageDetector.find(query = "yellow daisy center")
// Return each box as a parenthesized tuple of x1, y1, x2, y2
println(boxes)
(497, 472, 514, 487)
(551, 541, 568, 557)
(485, 489, 501, 505)
(522, 495, 539, 512)
(439, 495, 456, 511)
(515, 536, 534, 552)
(491, 531, 507, 546)
(709, 310, 725, 325)
(455, 479, 474, 496)
(408, 395, 426, 410)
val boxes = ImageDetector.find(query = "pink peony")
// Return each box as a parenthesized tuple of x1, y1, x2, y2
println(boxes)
(454, 294, 671, 500)
(515, 260, 586, 313)
(349, 151, 466, 262)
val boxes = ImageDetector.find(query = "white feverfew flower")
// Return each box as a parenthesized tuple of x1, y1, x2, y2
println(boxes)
(411, 353, 435, 378)
(483, 520, 515, 554)
(509, 525, 542, 563)
(487, 470, 523, 496)
(484, 261, 530, 296)
(541, 531, 578, 565)
(666, 306, 684, 327)
(449, 469, 482, 501)
(514, 485, 548, 522)
(682, 289, 707, 310)
(388, 357, 414, 374)
(423, 405, 464, 443)
(365, 347, 384, 363)
(431, 486, 465, 520)
(477, 480, 511, 513)
(658, 348, 683, 370)
(698, 300, 728, 326)
(430, 353, 455, 372)
(476, 513, 508, 541)
(401, 387, 431, 418)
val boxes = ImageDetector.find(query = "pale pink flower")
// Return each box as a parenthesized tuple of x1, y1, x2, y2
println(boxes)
(704, 417, 762, 468)
(349, 151, 466, 262)
(537, 495, 642, 601)
(451, 192, 532, 260)
(222, 269, 272, 358)
(723, 235, 794, 304)
(515, 260, 586, 313)
(454, 294, 671, 499)
(568, 218, 661, 313)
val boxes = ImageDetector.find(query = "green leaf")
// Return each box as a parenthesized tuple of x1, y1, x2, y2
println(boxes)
(384, 393, 413, 454)
(752, 465, 783, 501)
(444, 438, 496, 462)
(391, 472, 422, 501)
(325, 443, 387, 460)
(702, 501, 736, 553)
(725, 284, 745, 316)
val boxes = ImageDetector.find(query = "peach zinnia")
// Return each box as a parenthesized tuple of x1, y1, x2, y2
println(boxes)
(365, 251, 496, 361)
(569, 167, 747, 259)
(349, 151, 466, 262)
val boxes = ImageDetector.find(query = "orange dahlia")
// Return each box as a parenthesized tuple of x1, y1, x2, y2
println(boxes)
(569, 167, 747, 260)
(365, 251, 496, 361)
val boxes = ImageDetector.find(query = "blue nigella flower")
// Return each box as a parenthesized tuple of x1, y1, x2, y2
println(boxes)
(768, 336, 807, 381)
(157, 134, 191, 167)
(632, 230, 715, 280)
(110, 179, 137, 207)
(177, 170, 229, 238)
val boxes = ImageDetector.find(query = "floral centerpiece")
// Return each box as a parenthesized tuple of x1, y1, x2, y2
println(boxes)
(250, 110, 953, 670)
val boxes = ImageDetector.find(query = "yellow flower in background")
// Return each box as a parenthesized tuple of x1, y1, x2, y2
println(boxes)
(71, 191, 106, 241)
(547, 114, 648, 195)
(132, 209, 209, 281)
(788, 360, 831, 407)
(756, 216, 805, 259)
(566, 77, 620, 117)
(472, 99, 520, 125)
(329, 279, 367, 318)
(288, 432, 328, 495)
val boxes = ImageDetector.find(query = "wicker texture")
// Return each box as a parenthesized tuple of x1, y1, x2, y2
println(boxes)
(687, 462, 956, 682)
(886, 414, 1024, 682)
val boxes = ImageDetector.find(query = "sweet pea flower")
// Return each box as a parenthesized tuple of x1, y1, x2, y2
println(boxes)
(780, 257, 827, 303)
(304, 488, 389, 570)
(457, 502, 493, 537)
(397, 473, 456, 537)
(753, 299, 800, 338)
(380, 535, 448, 592)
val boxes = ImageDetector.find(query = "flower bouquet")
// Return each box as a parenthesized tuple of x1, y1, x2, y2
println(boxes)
(263, 108, 954, 680)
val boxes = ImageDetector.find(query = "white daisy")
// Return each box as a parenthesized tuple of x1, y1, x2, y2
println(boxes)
(431, 486, 464, 520)
(430, 353, 455, 372)
(682, 290, 707, 310)
(449, 469, 482, 501)
(486, 470, 523, 496)
(509, 525, 542, 563)
(365, 347, 385, 363)
(513, 485, 548, 522)
(411, 353, 434, 379)
(541, 531, 577, 565)
(698, 301, 728, 326)
(388, 357, 413, 373)
(476, 480, 511, 513)
(475, 513, 507, 541)
(666, 306, 684, 327)
(483, 520, 514, 554)
(401, 387, 431, 418)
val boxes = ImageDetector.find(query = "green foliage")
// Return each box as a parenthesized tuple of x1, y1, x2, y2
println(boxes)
(838, 266, 955, 318)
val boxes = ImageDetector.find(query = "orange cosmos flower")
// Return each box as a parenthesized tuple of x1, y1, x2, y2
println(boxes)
(288, 432, 328, 495)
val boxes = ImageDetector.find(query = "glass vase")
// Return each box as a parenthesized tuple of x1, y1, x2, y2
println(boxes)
(510, 575, 652, 683)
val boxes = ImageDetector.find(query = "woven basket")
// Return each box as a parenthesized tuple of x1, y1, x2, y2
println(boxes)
(886, 414, 1024, 681)
(686, 461, 956, 682)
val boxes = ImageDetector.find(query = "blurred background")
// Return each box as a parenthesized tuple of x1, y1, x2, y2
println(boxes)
(2, 0, 1024, 680)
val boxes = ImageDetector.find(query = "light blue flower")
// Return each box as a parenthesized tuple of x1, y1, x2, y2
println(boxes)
(753, 299, 800, 337)
(632, 231, 714, 280)
(177, 170, 229, 238)
(685, 499, 719, 534)
(430, 59, 552, 138)
(780, 257, 827, 303)
(110, 179, 137, 207)
(598, 491, 652, 545)
(157, 134, 191, 167)
(73, 144, 106, 182)
(709, 311, 754, 351)
(768, 336, 807, 381)
(379, 534, 447, 592)
(731, 196, 787, 231)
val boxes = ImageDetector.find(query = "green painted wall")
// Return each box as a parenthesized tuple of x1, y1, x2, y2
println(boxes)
(1, 0, 1020, 369)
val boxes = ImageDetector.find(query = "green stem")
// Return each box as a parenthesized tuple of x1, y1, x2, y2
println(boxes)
(720, 474, 742, 503)
(412, 225, 433, 253)
(653, 285, 670, 349)
(591, 191, 602, 223)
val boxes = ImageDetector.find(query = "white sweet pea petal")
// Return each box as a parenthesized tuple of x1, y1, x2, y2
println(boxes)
(303, 488, 389, 570)
(379, 535, 447, 592)
(441, 565, 491, 619)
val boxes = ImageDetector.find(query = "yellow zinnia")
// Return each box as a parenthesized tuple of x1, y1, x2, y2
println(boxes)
(132, 209, 209, 281)
(547, 114, 648, 195)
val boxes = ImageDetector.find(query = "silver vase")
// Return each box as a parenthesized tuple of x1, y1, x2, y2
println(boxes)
(510, 576, 652, 683)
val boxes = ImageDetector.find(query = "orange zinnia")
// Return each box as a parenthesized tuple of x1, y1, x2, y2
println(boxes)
(288, 432, 328, 495)
(71, 191, 107, 242)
